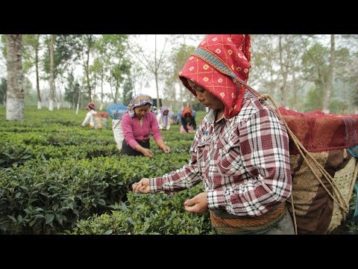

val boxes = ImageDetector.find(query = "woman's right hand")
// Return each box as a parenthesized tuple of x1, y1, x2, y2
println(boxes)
(141, 148, 153, 158)
(132, 178, 150, 193)
(161, 145, 171, 153)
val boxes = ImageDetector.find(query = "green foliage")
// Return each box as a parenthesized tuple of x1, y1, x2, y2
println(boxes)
(42, 35, 83, 78)
(163, 43, 197, 111)
(170, 44, 196, 74)
(0, 154, 180, 234)
(72, 186, 213, 235)
(0, 143, 33, 168)
(111, 60, 131, 103)
(22, 35, 40, 74)
(1, 35, 7, 58)
(301, 37, 354, 112)
(329, 99, 350, 114)
(348, 52, 358, 108)
(304, 86, 323, 111)
(0, 151, 193, 234)
(96, 35, 131, 103)
(0, 107, 198, 234)
(122, 77, 133, 105)
(302, 43, 329, 80)
(64, 71, 81, 108)
(353, 90, 358, 108)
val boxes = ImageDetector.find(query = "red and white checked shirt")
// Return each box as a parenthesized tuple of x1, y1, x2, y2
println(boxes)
(149, 92, 292, 216)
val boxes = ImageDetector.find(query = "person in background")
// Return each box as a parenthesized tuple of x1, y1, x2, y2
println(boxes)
(81, 102, 97, 128)
(180, 105, 196, 133)
(132, 34, 294, 234)
(157, 106, 171, 130)
(121, 95, 171, 157)
(107, 103, 128, 151)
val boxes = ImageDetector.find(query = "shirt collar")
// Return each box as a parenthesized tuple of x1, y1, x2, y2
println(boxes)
(207, 109, 226, 124)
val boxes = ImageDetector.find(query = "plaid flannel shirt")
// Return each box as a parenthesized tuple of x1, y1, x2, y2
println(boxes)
(149, 92, 292, 216)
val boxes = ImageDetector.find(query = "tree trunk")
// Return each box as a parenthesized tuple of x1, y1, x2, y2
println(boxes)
(85, 37, 92, 101)
(56, 83, 61, 110)
(292, 72, 298, 110)
(155, 71, 160, 111)
(76, 85, 81, 115)
(279, 36, 288, 106)
(114, 79, 119, 103)
(100, 72, 104, 106)
(49, 35, 56, 111)
(35, 35, 42, 110)
(322, 35, 335, 113)
(154, 35, 160, 112)
(6, 35, 24, 121)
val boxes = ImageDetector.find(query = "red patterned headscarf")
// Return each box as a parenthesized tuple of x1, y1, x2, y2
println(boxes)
(179, 34, 251, 119)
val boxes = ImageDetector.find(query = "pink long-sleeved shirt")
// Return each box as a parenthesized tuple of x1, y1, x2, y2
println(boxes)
(121, 111, 162, 149)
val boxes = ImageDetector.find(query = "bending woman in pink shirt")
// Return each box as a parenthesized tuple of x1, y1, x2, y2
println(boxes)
(121, 95, 170, 157)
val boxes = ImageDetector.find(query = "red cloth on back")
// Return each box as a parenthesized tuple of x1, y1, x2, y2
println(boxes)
(278, 107, 358, 154)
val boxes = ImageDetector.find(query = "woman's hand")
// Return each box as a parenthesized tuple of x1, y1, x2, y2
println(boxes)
(155, 139, 170, 154)
(161, 145, 171, 153)
(184, 192, 208, 214)
(141, 148, 153, 158)
(132, 178, 150, 193)
(135, 144, 154, 158)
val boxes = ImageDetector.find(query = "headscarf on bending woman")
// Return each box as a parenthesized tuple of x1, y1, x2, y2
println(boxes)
(128, 95, 153, 117)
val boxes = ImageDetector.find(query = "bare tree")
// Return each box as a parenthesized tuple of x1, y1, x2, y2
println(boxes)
(129, 35, 169, 111)
(49, 34, 56, 111)
(323, 35, 335, 113)
(23, 35, 42, 109)
(278, 35, 289, 105)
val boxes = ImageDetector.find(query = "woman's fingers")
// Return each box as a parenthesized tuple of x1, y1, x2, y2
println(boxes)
(132, 178, 150, 193)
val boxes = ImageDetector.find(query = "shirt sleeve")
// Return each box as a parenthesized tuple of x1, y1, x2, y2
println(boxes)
(121, 113, 139, 150)
(207, 108, 292, 216)
(149, 128, 203, 193)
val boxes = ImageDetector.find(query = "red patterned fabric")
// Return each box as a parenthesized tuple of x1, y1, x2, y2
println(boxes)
(179, 34, 251, 119)
(178, 34, 358, 154)
(278, 107, 358, 153)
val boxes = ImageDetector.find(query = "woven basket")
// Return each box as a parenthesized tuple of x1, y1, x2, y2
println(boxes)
(287, 150, 358, 234)
(327, 157, 357, 232)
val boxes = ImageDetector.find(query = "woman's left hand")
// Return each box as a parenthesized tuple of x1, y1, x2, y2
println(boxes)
(184, 192, 208, 214)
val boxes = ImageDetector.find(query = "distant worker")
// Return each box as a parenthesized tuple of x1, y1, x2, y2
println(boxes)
(180, 105, 196, 133)
(107, 103, 128, 151)
(81, 102, 97, 128)
(157, 106, 171, 130)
